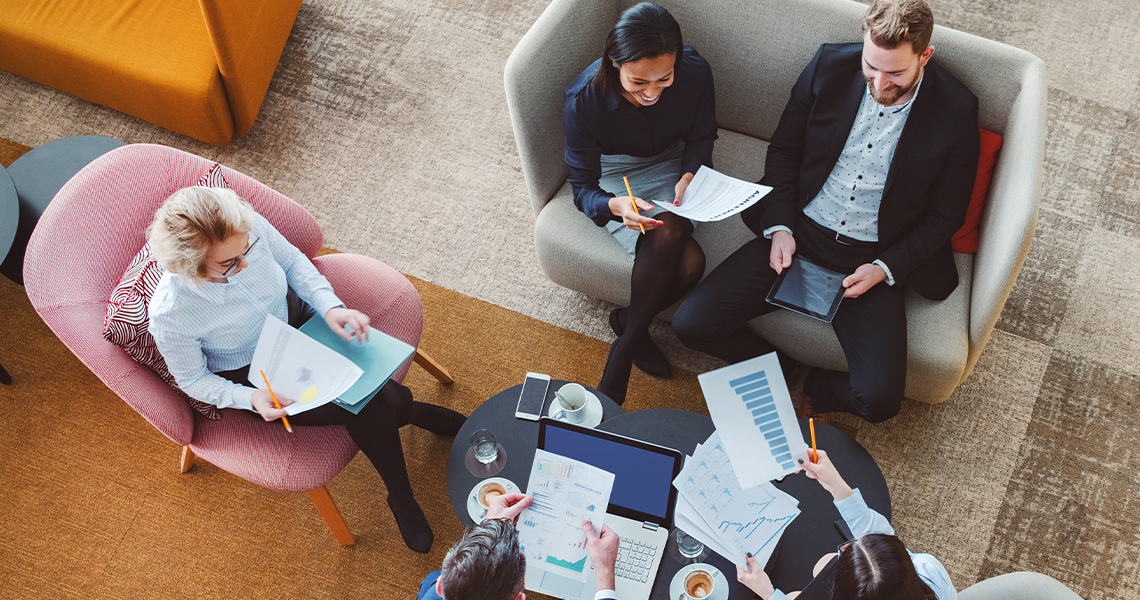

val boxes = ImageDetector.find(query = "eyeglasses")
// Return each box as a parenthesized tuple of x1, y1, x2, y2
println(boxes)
(215, 236, 259, 277)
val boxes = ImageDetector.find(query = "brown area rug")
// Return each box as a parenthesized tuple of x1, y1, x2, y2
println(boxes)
(0, 262, 706, 599)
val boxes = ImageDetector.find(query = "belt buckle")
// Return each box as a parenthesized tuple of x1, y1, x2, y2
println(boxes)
(835, 231, 850, 246)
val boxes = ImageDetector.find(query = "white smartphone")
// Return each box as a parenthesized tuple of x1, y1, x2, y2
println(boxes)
(515, 372, 551, 421)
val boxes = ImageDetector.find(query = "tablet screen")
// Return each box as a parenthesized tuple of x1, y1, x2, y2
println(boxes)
(766, 257, 846, 322)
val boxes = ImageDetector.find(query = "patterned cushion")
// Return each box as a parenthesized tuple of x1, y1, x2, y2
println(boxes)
(101, 163, 232, 420)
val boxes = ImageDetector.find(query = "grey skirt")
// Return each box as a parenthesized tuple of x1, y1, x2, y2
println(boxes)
(599, 140, 691, 255)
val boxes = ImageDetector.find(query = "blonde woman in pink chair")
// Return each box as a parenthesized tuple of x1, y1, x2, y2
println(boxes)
(146, 186, 464, 554)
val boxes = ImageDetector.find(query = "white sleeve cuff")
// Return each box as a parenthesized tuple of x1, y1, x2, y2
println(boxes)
(763, 225, 793, 239)
(872, 259, 895, 286)
(594, 590, 618, 600)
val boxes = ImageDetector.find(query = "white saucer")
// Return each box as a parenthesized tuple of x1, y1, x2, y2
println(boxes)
(669, 563, 730, 600)
(546, 387, 603, 428)
(466, 477, 521, 522)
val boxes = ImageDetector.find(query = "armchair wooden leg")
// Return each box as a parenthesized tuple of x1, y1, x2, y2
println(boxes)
(180, 446, 196, 473)
(308, 485, 355, 545)
(414, 348, 454, 383)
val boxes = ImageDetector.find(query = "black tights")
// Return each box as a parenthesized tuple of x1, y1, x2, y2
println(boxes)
(289, 381, 423, 507)
(599, 212, 705, 403)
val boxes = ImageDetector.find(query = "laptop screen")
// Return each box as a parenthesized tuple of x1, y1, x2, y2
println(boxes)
(538, 418, 682, 525)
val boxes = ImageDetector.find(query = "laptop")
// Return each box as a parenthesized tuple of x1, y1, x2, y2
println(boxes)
(526, 418, 684, 600)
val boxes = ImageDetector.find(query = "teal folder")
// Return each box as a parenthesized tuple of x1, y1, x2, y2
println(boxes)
(298, 320, 415, 414)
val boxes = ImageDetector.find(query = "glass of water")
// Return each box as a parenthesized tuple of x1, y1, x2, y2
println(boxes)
(676, 528, 706, 562)
(471, 429, 499, 464)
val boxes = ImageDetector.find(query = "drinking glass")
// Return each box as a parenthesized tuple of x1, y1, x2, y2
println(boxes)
(676, 529, 705, 561)
(471, 429, 499, 465)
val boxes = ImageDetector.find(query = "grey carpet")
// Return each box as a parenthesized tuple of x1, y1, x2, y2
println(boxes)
(1, 0, 1138, 598)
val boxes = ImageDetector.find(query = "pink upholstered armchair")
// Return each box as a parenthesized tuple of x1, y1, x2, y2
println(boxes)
(23, 143, 453, 545)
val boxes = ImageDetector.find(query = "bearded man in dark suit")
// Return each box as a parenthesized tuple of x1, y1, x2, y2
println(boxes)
(673, 0, 980, 423)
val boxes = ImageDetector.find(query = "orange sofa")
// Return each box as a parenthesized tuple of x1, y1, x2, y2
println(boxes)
(0, 0, 303, 145)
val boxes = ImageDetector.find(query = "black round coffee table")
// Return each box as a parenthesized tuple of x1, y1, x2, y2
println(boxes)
(597, 409, 890, 598)
(447, 381, 624, 525)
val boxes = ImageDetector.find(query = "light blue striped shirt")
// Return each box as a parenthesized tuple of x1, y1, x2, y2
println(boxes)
(768, 488, 956, 600)
(148, 214, 343, 412)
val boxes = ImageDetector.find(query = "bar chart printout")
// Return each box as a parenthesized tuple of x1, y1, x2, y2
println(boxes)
(698, 352, 810, 488)
(517, 450, 616, 582)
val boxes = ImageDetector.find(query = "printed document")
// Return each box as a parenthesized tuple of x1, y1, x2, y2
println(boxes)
(298, 318, 415, 413)
(672, 432, 800, 568)
(655, 166, 772, 222)
(249, 314, 363, 415)
(698, 352, 811, 488)
(517, 450, 616, 582)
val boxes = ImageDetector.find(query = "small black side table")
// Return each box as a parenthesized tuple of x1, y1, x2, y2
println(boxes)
(598, 409, 891, 598)
(447, 381, 624, 525)
(1, 135, 125, 283)
(0, 166, 17, 384)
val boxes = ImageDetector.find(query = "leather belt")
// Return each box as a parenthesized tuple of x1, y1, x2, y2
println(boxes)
(802, 217, 879, 249)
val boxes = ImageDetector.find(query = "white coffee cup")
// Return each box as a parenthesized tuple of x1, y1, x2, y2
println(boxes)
(555, 383, 590, 424)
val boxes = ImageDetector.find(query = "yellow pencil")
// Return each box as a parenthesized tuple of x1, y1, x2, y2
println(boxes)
(260, 370, 293, 433)
(809, 418, 818, 463)
(623, 176, 646, 235)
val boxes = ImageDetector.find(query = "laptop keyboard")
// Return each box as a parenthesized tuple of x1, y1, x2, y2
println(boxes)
(615, 538, 658, 583)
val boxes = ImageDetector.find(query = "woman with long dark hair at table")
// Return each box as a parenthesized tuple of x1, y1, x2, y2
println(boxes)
(736, 450, 955, 600)
(563, 1, 717, 404)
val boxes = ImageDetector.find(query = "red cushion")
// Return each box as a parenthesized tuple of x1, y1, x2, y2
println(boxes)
(951, 129, 1003, 253)
(101, 163, 232, 420)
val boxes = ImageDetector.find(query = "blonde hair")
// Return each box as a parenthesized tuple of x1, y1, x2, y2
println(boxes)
(147, 186, 256, 283)
(863, 0, 934, 55)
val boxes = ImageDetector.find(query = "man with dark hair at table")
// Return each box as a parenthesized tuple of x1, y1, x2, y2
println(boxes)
(673, 0, 980, 424)
(416, 494, 622, 600)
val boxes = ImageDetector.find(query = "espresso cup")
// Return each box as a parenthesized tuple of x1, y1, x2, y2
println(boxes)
(556, 383, 590, 424)
(477, 481, 507, 508)
(683, 569, 715, 600)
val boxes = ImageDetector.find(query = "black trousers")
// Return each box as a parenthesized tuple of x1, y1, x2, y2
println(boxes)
(673, 216, 906, 422)
(216, 290, 419, 499)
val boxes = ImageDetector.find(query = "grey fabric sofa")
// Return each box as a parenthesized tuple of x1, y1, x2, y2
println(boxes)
(505, 0, 1046, 403)
(960, 572, 1085, 600)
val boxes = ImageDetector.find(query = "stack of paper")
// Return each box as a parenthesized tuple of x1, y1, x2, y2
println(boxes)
(672, 432, 800, 568)
(250, 314, 415, 415)
(698, 352, 811, 487)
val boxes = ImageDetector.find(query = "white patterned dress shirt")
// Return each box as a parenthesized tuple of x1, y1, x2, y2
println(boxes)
(766, 76, 924, 285)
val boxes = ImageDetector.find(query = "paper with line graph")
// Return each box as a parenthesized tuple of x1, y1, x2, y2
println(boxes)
(672, 432, 800, 567)
(517, 450, 615, 581)
(698, 352, 811, 488)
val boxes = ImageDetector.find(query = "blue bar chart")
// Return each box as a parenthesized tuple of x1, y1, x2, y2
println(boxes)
(728, 369, 796, 471)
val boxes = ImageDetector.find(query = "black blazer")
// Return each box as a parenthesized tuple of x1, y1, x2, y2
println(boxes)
(743, 43, 980, 300)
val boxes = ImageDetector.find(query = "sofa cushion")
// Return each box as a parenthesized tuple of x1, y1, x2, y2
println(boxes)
(952, 129, 1004, 253)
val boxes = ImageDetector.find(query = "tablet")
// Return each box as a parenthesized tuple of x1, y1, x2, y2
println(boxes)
(765, 256, 846, 323)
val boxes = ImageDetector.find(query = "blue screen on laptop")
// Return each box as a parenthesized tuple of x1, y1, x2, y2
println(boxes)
(542, 425, 676, 520)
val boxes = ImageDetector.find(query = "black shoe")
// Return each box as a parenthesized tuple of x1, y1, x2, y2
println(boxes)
(387, 496, 434, 554)
(397, 383, 467, 436)
(608, 308, 672, 378)
(597, 338, 633, 406)
(413, 403, 467, 437)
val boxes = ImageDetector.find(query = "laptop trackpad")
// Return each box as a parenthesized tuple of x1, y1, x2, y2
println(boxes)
(541, 572, 585, 599)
